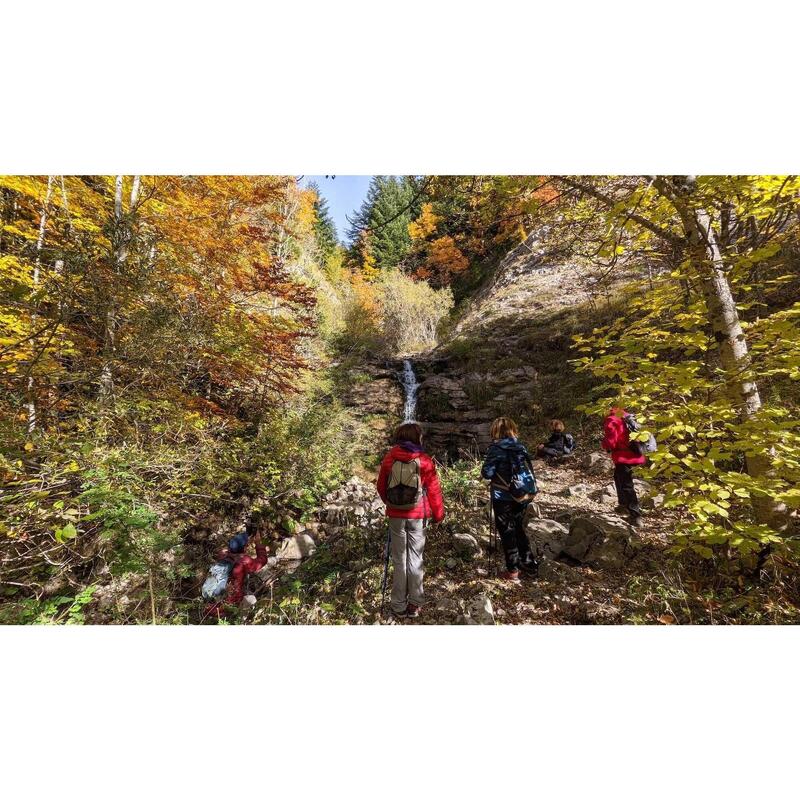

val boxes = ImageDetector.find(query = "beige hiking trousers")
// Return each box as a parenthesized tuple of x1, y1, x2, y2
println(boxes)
(388, 517, 426, 613)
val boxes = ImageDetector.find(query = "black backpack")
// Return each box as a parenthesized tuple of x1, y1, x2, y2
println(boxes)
(563, 432, 575, 454)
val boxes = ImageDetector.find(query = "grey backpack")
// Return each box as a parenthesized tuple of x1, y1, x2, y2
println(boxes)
(201, 560, 234, 601)
(386, 458, 423, 510)
(624, 413, 657, 455)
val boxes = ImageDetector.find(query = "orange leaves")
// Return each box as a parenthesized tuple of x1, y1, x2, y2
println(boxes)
(355, 230, 379, 281)
(350, 269, 380, 318)
(428, 235, 469, 273)
(0, 174, 320, 420)
(418, 235, 469, 285)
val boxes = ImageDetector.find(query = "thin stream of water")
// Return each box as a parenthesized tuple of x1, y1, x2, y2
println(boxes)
(400, 359, 419, 422)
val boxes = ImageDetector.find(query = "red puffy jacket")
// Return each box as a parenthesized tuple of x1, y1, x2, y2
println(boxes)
(377, 445, 445, 522)
(602, 411, 646, 465)
(204, 541, 268, 620)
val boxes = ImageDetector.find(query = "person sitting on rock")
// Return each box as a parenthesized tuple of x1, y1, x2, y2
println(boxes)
(203, 524, 268, 620)
(481, 416, 538, 582)
(601, 406, 645, 527)
(377, 422, 445, 620)
(535, 419, 575, 461)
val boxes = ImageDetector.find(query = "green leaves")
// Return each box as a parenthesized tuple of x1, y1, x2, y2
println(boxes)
(54, 522, 78, 543)
(570, 186, 800, 563)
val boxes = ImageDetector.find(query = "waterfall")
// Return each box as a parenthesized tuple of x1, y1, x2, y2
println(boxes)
(400, 359, 420, 422)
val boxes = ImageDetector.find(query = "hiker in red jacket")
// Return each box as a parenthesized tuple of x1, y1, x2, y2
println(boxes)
(204, 528, 269, 620)
(601, 407, 646, 527)
(377, 422, 445, 619)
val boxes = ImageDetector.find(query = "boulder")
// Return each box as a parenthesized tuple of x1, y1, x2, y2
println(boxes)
(275, 533, 317, 561)
(452, 532, 481, 559)
(537, 502, 575, 525)
(526, 503, 543, 520)
(525, 518, 569, 560)
(320, 504, 349, 526)
(562, 483, 595, 499)
(537, 559, 579, 582)
(253, 564, 278, 583)
(562, 514, 640, 569)
(593, 485, 619, 505)
(594, 479, 651, 505)
(581, 451, 609, 475)
(435, 597, 460, 617)
(466, 595, 495, 625)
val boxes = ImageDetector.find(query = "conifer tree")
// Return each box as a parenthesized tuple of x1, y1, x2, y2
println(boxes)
(347, 176, 420, 272)
(307, 182, 338, 263)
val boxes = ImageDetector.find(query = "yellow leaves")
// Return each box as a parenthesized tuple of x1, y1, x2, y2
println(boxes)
(0, 175, 44, 200)
(0, 254, 33, 285)
(408, 202, 440, 240)
(23, 441, 34, 452)
(296, 188, 318, 236)
(353, 230, 379, 281)
(2, 222, 39, 242)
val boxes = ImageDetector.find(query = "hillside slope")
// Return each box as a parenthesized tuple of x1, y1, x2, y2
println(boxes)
(414, 230, 629, 459)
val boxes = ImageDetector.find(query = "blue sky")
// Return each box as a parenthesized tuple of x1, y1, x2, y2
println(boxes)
(300, 175, 373, 243)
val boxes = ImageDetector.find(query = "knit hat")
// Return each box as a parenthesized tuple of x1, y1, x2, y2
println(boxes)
(227, 531, 249, 554)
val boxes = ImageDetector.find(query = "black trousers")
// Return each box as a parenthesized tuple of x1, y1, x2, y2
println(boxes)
(492, 499, 534, 572)
(613, 463, 641, 516)
(536, 446, 561, 459)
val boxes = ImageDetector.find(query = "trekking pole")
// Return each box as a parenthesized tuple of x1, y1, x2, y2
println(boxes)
(487, 484, 497, 553)
(379, 522, 391, 618)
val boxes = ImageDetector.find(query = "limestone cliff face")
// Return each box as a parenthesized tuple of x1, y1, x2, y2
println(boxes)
(336, 359, 405, 462)
(410, 231, 627, 461)
(336, 232, 629, 463)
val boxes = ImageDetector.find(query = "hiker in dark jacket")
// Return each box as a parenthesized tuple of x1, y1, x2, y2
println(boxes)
(536, 419, 575, 459)
(204, 527, 269, 620)
(377, 422, 444, 619)
(481, 416, 538, 582)
(602, 406, 646, 527)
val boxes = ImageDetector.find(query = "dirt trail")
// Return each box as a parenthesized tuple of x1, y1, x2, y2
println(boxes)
(245, 450, 684, 625)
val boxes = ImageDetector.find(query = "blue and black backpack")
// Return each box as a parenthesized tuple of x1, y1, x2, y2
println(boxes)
(493, 448, 538, 503)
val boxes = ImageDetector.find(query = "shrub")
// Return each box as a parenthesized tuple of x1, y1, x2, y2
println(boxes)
(379, 270, 453, 354)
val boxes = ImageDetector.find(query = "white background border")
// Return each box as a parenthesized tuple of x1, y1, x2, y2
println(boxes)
(2, 2, 799, 797)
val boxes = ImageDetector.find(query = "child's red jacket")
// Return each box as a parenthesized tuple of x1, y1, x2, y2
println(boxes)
(205, 541, 268, 619)
(602, 412, 646, 466)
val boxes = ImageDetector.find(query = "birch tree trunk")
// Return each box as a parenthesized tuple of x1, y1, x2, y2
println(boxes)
(26, 175, 55, 433)
(654, 176, 788, 531)
(100, 175, 139, 401)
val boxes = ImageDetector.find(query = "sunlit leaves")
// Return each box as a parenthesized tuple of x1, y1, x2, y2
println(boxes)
(569, 175, 800, 561)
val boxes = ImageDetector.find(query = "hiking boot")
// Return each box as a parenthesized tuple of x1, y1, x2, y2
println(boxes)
(406, 603, 421, 618)
(391, 607, 407, 619)
(630, 514, 644, 528)
(499, 569, 521, 583)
